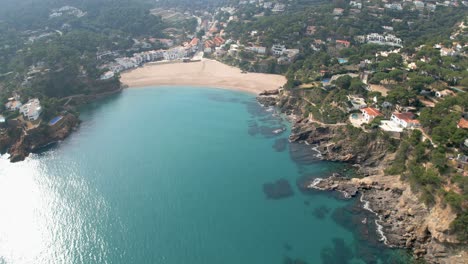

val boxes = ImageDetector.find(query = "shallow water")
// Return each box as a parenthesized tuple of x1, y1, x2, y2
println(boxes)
(0, 87, 409, 263)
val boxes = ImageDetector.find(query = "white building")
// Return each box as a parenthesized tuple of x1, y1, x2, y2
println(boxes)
(0, 115, 5, 123)
(414, 1, 425, 10)
(204, 47, 213, 54)
(272, 4, 285, 12)
(5, 99, 22, 111)
(163, 47, 187, 60)
(366, 33, 402, 47)
(332, 8, 344, 16)
(271, 44, 286, 56)
(281, 49, 300, 63)
(263, 2, 273, 8)
(20, 98, 42, 121)
(360, 107, 382, 123)
(247, 46, 267, 54)
(435, 89, 454, 98)
(350, 1, 362, 9)
(440, 47, 458, 56)
(391, 112, 420, 129)
(100, 71, 115, 80)
(384, 3, 403, 10)
(228, 44, 239, 56)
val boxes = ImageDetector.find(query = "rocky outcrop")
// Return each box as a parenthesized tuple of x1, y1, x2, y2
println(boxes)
(2, 85, 122, 162)
(7, 113, 80, 162)
(256, 96, 277, 107)
(289, 119, 393, 176)
(259, 89, 279, 96)
(258, 92, 467, 263)
(304, 173, 466, 263)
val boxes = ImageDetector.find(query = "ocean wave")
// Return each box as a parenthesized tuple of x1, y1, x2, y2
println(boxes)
(308, 178, 325, 190)
(360, 194, 390, 246)
(311, 145, 323, 158)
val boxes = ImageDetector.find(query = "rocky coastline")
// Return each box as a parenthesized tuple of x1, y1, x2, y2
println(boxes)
(1, 113, 80, 162)
(257, 91, 467, 264)
(0, 86, 122, 162)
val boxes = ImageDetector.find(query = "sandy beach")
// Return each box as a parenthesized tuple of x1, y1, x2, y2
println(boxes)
(120, 59, 287, 94)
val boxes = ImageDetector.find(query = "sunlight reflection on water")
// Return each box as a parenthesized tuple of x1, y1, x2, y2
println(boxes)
(0, 154, 111, 264)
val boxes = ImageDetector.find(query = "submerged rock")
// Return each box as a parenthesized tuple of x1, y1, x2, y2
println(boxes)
(312, 205, 331, 219)
(283, 256, 308, 264)
(273, 138, 288, 152)
(263, 178, 294, 199)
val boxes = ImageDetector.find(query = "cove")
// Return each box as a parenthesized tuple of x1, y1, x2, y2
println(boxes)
(0, 87, 408, 263)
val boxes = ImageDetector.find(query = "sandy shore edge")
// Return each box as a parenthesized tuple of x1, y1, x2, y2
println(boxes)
(120, 59, 287, 94)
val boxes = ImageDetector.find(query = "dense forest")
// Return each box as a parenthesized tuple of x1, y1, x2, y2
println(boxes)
(0, 0, 170, 104)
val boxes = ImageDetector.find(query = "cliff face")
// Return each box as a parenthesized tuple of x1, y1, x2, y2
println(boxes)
(6, 113, 80, 162)
(307, 175, 466, 264)
(289, 118, 394, 176)
(259, 93, 467, 263)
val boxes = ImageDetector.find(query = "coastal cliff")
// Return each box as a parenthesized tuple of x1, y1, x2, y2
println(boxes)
(1, 113, 80, 162)
(258, 92, 467, 263)
(0, 85, 122, 162)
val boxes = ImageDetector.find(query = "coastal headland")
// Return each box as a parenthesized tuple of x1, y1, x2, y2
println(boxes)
(256, 91, 468, 263)
(120, 59, 287, 94)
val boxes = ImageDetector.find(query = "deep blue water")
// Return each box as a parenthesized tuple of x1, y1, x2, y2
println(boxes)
(0, 87, 409, 264)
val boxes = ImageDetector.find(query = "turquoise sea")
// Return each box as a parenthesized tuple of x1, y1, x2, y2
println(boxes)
(0, 87, 409, 264)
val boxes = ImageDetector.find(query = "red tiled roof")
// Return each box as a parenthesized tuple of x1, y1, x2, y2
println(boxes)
(336, 40, 350, 46)
(205, 40, 214, 47)
(361, 107, 382, 117)
(393, 112, 416, 122)
(213, 37, 225, 46)
(458, 118, 468, 129)
(190, 38, 199, 46)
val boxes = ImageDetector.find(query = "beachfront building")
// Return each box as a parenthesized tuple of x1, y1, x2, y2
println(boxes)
(271, 44, 286, 56)
(163, 47, 187, 60)
(285, 48, 300, 57)
(391, 112, 420, 129)
(20, 98, 42, 121)
(360, 107, 382, 123)
(156, 39, 174, 48)
(100, 71, 115, 80)
(246, 46, 267, 54)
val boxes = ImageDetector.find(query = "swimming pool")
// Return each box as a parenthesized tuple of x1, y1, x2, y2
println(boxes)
(338, 58, 348, 64)
(49, 116, 63, 126)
